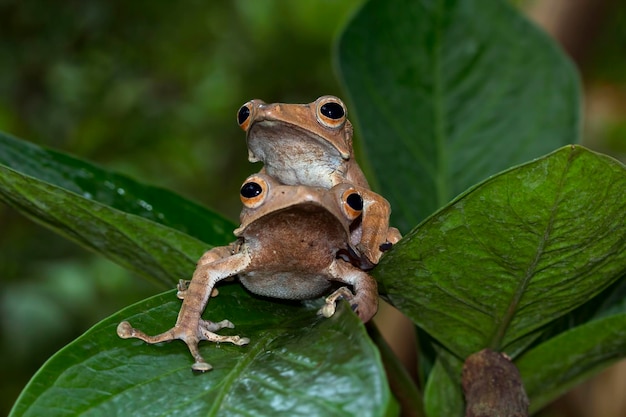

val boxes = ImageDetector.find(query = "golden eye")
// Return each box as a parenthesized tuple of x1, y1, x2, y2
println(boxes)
(237, 102, 253, 131)
(316, 96, 346, 129)
(341, 188, 363, 220)
(240, 175, 268, 208)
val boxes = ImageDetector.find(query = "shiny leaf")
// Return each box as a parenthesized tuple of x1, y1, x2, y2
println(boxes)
(337, 0, 579, 231)
(423, 354, 464, 417)
(0, 131, 235, 246)
(518, 313, 626, 413)
(0, 164, 207, 287)
(10, 285, 394, 417)
(375, 145, 626, 358)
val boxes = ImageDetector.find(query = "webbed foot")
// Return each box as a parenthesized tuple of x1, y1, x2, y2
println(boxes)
(117, 318, 250, 372)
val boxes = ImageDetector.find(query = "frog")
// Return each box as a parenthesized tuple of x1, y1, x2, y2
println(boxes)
(117, 173, 378, 372)
(237, 95, 401, 268)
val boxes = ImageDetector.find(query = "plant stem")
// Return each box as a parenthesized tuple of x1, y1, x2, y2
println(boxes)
(367, 321, 425, 417)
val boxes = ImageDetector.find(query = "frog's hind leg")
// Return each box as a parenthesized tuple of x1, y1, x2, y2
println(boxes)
(117, 251, 251, 372)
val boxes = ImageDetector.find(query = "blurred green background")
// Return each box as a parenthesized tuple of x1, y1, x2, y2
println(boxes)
(1, 1, 625, 416)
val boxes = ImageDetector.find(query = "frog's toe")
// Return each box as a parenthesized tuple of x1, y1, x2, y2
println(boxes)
(117, 321, 182, 346)
(117, 318, 249, 371)
(199, 328, 250, 346)
(318, 302, 336, 318)
(176, 279, 190, 299)
(192, 361, 213, 373)
(318, 286, 354, 318)
(116, 321, 135, 338)
(199, 319, 235, 332)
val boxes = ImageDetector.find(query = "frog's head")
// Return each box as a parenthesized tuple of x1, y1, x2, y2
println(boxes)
(236, 96, 353, 164)
(234, 173, 363, 244)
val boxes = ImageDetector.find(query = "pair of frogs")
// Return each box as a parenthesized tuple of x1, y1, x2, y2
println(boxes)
(118, 96, 401, 371)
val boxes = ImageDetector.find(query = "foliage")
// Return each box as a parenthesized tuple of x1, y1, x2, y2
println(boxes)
(2, 0, 626, 416)
(10, 287, 393, 417)
(0, 1, 360, 412)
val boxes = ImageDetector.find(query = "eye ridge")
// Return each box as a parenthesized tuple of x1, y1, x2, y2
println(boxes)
(320, 102, 345, 120)
(241, 182, 262, 198)
(346, 192, 363, 211)
(237, 106, 251, 125)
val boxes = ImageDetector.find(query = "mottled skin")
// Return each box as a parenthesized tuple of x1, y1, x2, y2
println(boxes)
(118, 174, 378, 372)
(237, 95, 401, 268)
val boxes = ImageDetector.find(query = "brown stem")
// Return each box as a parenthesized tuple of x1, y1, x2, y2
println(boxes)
(462, 349, 529, 417)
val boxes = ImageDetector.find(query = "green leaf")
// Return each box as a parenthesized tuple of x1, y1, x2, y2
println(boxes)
(423, 353, 464, 417)
(533, 274, 626, 344)
(0, 131, 235, 246)
(592, 275, 626, 320)
(0, 164, 207, 287)
(376, 145, 626, 358)
(10, 285, 394, 417)
(337, 0, 580, 231)
(517, 313, 626, 414)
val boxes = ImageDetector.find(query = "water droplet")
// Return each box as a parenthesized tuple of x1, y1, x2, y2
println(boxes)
(138, 200, 153, 211)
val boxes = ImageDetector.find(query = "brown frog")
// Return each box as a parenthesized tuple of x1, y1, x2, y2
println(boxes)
(237, 95, 401, 268)
(117, 173, 378, 372)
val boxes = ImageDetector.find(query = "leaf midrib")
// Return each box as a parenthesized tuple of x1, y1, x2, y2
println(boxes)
(488, 152, 573, 350)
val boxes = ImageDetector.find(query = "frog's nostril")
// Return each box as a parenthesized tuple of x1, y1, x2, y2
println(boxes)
(237, 105, 251, 126)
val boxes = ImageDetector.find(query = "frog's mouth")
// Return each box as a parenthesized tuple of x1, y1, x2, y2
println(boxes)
(246, 121, 348, 162)
(239, 199, 348, 234)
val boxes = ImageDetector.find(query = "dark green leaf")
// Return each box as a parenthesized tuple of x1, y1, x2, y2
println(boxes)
(10, 285, 394, 417)
(0, 131, 235, 246)
(337, 0, 580, 231)
(376, 145, 626, 358)
(517, 313, 626, 413)
(0, 164, 207, 287)
(533, 274, 626, 345)
(592, 275, 626, 320)
(423, 357, 464, 417)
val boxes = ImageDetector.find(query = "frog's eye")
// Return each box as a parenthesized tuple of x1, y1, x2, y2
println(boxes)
(240, 176, 268, 208)
(316, 96, 347, 129)
(341, 189, 363, 220)
(237, 103, 253, 131)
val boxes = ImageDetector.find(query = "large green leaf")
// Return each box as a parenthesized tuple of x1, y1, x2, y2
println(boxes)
(375, 145, 626, 358)
(0, 164, 207, 287)
(0, 131, 235, 246)
(10, 285, 394, 417)
(518, 313, 626, 414)
(337, 0, 579, 231)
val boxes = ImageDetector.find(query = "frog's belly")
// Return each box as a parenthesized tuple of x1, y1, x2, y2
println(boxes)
(239, 271, 332, 300)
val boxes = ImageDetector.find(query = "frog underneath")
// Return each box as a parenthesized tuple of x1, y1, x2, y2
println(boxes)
(118, 174, 378, 371)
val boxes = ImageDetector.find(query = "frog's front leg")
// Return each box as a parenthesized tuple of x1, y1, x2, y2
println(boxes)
(117, 251, 251, 372)
(177, 244, 236, 299)
(318, 259, 378, 322)
(356, 189, 402, 266)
